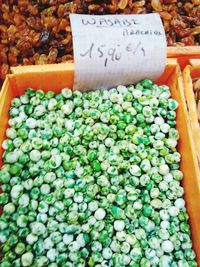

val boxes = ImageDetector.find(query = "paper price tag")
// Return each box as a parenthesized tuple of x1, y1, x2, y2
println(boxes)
(70, 14, 166, 91)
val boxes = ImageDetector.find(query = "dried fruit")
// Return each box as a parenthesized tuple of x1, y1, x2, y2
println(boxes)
(151, 0, 163, 12)
(118, 0, 129, 10)
(192, 0, 200, 6)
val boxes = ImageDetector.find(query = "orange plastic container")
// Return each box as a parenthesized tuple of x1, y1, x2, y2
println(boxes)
(183, 59, 200, 165)
(167, 47, 200, 70)
(0, 60, 200, 264)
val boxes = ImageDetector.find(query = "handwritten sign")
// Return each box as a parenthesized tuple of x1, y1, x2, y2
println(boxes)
(70, 14, 166, 91)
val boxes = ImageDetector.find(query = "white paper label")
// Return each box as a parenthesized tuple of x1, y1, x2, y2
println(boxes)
(70, 14, 166, 91)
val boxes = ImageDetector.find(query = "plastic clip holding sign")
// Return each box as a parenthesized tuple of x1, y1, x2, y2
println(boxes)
(70, 13, 167, 91)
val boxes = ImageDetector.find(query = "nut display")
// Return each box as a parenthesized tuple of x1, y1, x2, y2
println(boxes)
(0, 80, 197, 266)
(0, 0, 200, 85)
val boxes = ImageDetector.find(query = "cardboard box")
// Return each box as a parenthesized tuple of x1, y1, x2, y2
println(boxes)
(183, 59, 200, 165)
(0, 60, 200, 264)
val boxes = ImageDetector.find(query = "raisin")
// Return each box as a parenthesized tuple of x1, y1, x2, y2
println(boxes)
(39, 29, 51, 46)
